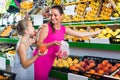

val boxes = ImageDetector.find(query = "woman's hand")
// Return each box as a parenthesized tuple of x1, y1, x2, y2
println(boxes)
(53, 41, 61, 46)
(95, 30, 102, 34)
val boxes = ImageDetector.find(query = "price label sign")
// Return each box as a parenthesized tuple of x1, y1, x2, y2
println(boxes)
(81, 22, 85, 25)
(0, 0, 7, 13)
(64, 5, 76, 15)
(0, 0, 7, 8)
(0, 57, 6, 70)
(95, 21, 101, 24)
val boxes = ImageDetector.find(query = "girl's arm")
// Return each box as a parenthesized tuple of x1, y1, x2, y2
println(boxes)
(17, 44, 40, 69)
(66, 27, 101, 37)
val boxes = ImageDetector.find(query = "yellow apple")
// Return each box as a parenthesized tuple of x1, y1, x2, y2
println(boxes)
(114, 13, 119, 17)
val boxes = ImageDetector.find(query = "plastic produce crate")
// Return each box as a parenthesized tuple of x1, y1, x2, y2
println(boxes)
(0, 70, 16, 80)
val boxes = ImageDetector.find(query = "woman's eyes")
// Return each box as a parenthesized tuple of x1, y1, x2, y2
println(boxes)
(50, 14, 58, 17)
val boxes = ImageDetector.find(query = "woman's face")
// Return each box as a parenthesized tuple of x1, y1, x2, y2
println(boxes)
(49, 8, 63, 24)
(26, 22, 35, 36)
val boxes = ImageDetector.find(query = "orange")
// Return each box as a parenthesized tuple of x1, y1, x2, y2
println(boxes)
(98, 70, 104, 75)
(102, 60, 109, 66)
(106, 63, 112, 68)
(97, 64, 103, 69)
(89, 69, 95, 74)
(89, 62, 95, 67)
(39, 45, 47, 54)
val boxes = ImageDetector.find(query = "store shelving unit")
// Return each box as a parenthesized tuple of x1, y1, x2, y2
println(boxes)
(1, 19, 120, 80)
(62, 19, 120, 26)
(1, 37, 120, 51)
(33, 19, 120, 29)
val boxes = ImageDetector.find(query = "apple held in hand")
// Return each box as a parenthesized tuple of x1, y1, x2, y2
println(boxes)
(39, 45, 47, 54)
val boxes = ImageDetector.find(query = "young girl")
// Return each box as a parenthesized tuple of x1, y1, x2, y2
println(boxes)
(12, 19, 47, 80)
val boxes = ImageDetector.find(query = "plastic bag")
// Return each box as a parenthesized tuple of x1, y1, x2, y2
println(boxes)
(56, 40, 70, 59)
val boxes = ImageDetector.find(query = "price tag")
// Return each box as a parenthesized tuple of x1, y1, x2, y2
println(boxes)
(85, 7, 92, 12)
(0, 0, 7, 8)
(66, 0, 74, 3)
(64, 5, 76, 15)
(0, 19, 2, 25)
(95, 21, 101, 24)
(33, 15, 43, 26)
(0, 57, 6, 70)
(68, 73, 88, 80)
(0, 0, 7, 13)
(68, 39, 73, 42)
(81, 22, 85, 25)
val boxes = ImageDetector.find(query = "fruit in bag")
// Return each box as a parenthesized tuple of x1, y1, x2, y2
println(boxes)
(56, 41, 70, 59)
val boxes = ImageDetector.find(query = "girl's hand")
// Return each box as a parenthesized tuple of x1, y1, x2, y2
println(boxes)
(38, 49, 48, 56)
(53, 41, 61, 45)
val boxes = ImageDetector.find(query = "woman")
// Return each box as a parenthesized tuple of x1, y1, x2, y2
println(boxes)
(12, 19, 47, 80)
(34, 5, 101, 80)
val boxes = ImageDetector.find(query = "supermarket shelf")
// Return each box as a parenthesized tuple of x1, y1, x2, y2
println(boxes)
(49, 70, 67, 80)
(69, 42, 120, 51)
(0, 38, 18, 43)
(33, 20, 120, 29)
(62, 20, 120, 26)
(49, 69, 95, 80)
(1, 38, 120, 51)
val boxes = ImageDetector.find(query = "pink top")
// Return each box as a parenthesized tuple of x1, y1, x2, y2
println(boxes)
(34, 23, 66, 80)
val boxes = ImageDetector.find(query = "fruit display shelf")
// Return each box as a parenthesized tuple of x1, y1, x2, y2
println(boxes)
(62, 19, 120, 27)
(32, 19, 120, 29)
(68, 42, 120, 51)
(0, 38, 18, 44)
(49, 69, 94, 80)
(1, 38, 120, 51)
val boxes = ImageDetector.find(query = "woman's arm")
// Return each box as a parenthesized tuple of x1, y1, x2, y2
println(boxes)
(17, 44, 40, 69)
(66, 27, 101, 37)
(36, 25, 61, 48)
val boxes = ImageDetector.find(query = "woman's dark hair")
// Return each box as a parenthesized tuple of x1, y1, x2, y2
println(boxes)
(49, 5, 64, 33)
(12, 19, 31, 36)
(50, 5, 64, 15)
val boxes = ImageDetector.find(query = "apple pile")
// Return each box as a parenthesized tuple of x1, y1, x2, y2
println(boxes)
(88, 60, 120, 75)
(53, 57, 79, 68)
(69, 58, 96, 72)
(84, 0, 100, 21)
(99, 2, 113, 20)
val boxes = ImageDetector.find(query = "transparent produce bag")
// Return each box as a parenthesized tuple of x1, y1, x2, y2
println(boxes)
(56, 40, 70, 59)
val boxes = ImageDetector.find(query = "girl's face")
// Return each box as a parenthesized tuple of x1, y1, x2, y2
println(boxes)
(49, 8, 63, 24)
(25, 22, 35, 36)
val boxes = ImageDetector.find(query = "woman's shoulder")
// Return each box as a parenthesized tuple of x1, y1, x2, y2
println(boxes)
(38, 24, 48, 30)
